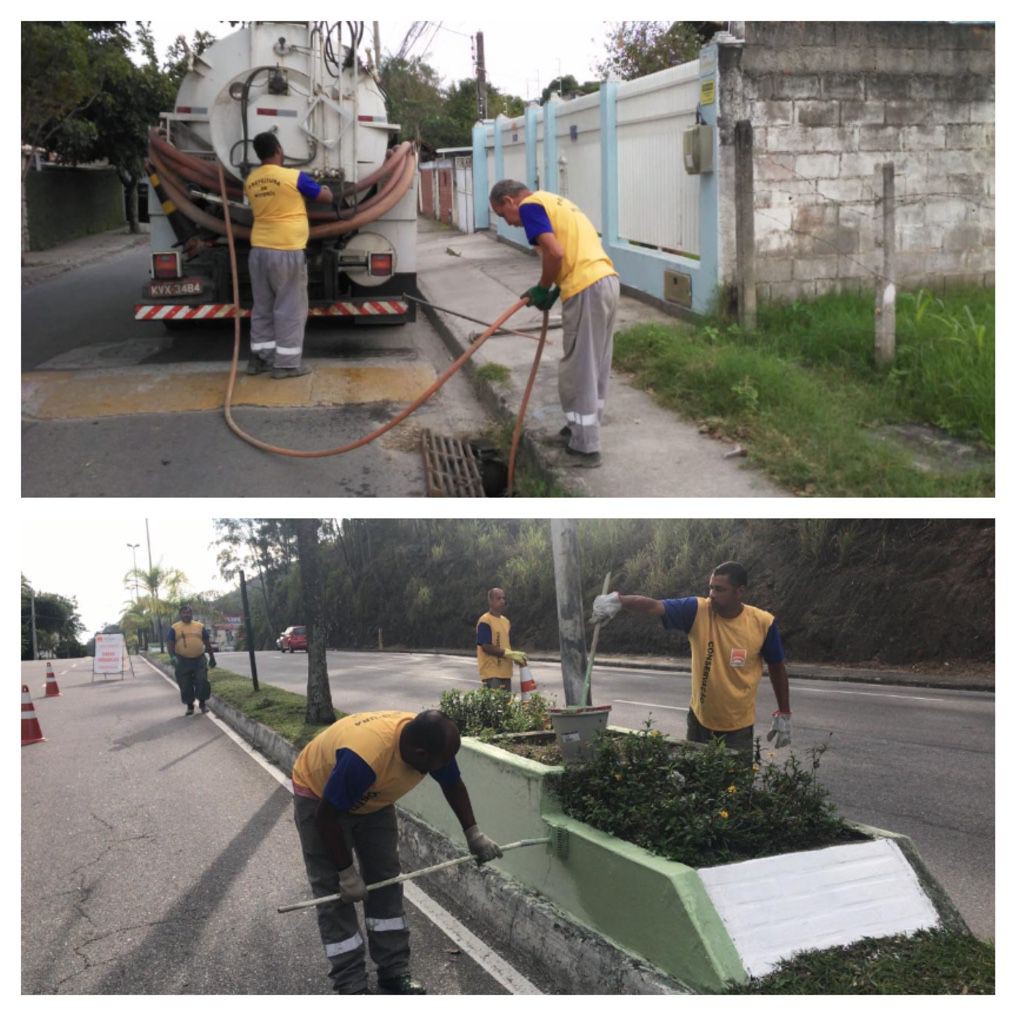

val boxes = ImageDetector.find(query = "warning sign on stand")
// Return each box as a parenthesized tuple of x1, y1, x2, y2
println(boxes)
(93, 634, 128, 679)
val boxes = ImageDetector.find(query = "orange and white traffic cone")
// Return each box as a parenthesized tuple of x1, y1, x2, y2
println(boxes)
(22, 685, 46, 745)
(519, 665, 537, 703)
(42, 663, 62, 698)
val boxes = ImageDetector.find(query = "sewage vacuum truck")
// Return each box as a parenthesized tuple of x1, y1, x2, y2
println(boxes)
(135, 21, 417, 328)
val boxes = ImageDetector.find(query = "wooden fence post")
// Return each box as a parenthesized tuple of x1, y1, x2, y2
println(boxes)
(734, 120, 757, 331)
(874, 162, 896, 366)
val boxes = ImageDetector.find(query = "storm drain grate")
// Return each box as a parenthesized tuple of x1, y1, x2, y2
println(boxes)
(421, 430, 487, 497)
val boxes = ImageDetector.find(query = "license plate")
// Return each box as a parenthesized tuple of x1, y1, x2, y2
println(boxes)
(146, 280, 204, 298)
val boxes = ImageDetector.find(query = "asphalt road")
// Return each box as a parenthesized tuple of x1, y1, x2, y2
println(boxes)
(20, 659, 546, 995)
(21, 248, 492, 496)
(220, 648, 996, 941)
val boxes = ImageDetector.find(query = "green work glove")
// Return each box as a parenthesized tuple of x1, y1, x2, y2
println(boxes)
(207, 656, 217, 669)
(523, 283, 560, 312)
(465, 825, 503, 864)
(767, 711, 792, 748)
(168, 653, 178, 666)
(505, 650, 528, 666)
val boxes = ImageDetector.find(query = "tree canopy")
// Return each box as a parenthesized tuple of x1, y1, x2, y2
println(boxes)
(596, 21, 715, 81)
(22, 575, 85, 659)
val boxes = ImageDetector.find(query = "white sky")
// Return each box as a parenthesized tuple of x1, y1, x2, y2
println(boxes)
(138, 17, 614, 102)
(21, 516, 230, 636)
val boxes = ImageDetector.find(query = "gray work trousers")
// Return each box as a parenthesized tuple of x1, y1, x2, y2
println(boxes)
(559, 274, 620, 453)
(173, 654, 210, 706)
(248, 247, 309, 368)
(293, 796, 410, 993)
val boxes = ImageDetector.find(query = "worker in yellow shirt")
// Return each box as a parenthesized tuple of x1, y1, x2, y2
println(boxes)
(166, 604, 217, 716)
(244, 132, 334, 379)
(290, 710, 500, 994)
(476, 587, 527, 691)
(591, 561, 792, 759)
(490, 180, 620, 468)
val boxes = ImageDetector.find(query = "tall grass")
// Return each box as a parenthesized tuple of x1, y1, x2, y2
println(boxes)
(613, 286, 993, 496)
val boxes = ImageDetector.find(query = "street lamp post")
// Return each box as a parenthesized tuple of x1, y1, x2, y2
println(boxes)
(127, 543, 140, 652)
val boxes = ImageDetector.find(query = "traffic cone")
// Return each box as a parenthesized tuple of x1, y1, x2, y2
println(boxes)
(42, 663, 62, 698)
(21, 685, 46, 745)
(519, 665, 537, 703)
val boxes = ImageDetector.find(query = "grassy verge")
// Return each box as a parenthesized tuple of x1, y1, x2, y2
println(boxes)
(613, 286, 993, 496)
(724, 929, 994, 994)
(152, 653, 337, 749)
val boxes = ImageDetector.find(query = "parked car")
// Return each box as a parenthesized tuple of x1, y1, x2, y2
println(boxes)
(279, 626, 308, 653)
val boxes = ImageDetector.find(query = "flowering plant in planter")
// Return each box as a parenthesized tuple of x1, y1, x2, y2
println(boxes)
(438, 687, 551, 738)
(550, 721, 867, 869)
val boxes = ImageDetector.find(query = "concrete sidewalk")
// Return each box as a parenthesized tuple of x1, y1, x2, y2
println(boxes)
(21, 225, 150, 288)
(415, 218, 785, 497)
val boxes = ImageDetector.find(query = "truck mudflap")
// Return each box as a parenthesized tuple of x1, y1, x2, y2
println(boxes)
(134, 298, 413, 321)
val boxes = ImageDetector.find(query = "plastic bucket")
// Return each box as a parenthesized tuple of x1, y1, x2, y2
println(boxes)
(548, 705, 612, 763)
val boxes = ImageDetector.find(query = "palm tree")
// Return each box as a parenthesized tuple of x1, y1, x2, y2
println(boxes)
(124, 562, 188, 650)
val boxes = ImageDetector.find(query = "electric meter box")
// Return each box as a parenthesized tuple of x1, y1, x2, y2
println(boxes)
(683, 124, 715, 175)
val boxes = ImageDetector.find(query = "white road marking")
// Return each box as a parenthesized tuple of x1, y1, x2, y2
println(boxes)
(135, 654, 540, 994)
(614, 699, 687, 712)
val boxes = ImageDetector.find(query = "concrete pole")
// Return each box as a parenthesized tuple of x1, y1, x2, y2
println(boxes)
(550, 520, 588, 706)
(239, 570, 260, 692)
(875, 162, 896, 367)
(734, 119, 757, 331)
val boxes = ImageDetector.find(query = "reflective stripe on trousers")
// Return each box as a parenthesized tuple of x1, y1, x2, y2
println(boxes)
(293, 796, 411, 990)
(559, 275, 619, 454)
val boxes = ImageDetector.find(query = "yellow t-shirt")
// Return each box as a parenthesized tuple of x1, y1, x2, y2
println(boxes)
(476, 611, 512, 681)
(170, 620, 207, 659)
(244, 164, 311, 250)
(684, 598, 776, 731)
(291, 712, 424, 814)
(519, 190, 618, 301)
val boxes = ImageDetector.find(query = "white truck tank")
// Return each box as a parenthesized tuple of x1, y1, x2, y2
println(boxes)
(171, 21, 392, 184)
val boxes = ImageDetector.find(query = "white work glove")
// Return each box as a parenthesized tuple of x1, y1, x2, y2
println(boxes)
(589, 592, 622, 626)
(464, 825, 503, 864)
(767, 711, 792, 748)
(504, 650, 528, 666)
(337, 864, 368, 903)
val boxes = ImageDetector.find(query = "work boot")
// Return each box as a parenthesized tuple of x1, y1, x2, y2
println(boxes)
(377, 974, 427, 995)
(185, 703, 195, 716)
(271, 365, 312, 379)
(246, 355, 272, 375)
(564, 445, 602, 468)
(199, 701, 208, 714)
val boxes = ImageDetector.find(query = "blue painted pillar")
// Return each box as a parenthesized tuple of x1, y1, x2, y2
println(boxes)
(472, 120, 490, 230)
(493, 115, 506, 238)
(525, 104, 539, 189)
(544, 98, 559, 193)
(695, 42, 721, 313)
(599, 80, 619, 244)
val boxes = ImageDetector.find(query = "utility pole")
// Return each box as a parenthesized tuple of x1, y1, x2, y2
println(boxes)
(475, 31, 487, 119)
(239, 570, 260, 692)
(373, 22, 381, 71)
(29, 587, 39, 661)
(550, 520, 588, 706)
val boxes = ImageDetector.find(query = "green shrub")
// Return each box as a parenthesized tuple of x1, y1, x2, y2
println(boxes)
(551, 722, 865, 868)
(439, 687, 550, 738)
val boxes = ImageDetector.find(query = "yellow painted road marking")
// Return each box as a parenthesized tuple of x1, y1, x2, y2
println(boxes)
(22, 364, 438, 420)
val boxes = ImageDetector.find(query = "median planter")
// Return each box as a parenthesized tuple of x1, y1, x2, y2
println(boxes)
(397, 730, 965, 992)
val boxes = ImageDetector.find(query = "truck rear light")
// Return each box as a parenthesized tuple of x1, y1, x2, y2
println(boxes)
(369, 253, 394, 277)
(152, 252, 182, 279)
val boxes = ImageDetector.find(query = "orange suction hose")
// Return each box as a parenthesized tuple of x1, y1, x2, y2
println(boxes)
(217, 162, 539, 472)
